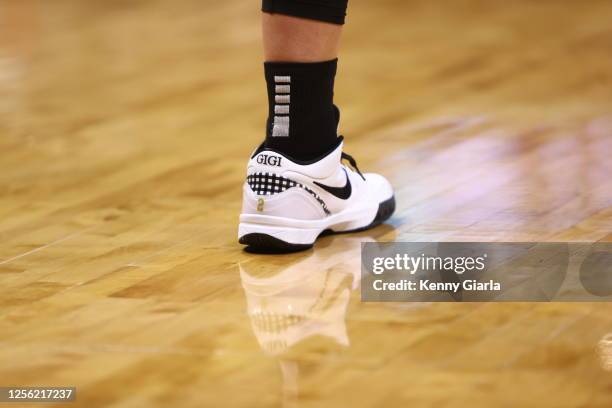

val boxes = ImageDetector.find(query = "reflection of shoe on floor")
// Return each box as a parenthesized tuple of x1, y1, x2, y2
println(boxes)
(238, 138, 395, 252)
(239, 247, 362, 356)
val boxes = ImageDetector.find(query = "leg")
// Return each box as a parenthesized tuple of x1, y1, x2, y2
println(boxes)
(261, 0, 348, 160)
(238, 1, 395, 252)
(262, 14, 342, 63)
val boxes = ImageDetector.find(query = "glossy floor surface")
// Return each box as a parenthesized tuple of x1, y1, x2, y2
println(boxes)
(1, 0, 612, 407)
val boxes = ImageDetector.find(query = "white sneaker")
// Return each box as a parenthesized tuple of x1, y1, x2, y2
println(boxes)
(238, 138, 395, 251)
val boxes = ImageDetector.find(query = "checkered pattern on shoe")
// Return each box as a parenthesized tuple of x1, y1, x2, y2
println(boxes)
(246, 173, 296, 195)
(246, 172, 330, 215)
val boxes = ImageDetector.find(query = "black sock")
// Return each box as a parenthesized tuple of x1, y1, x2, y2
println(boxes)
(264, 59, 340, 161)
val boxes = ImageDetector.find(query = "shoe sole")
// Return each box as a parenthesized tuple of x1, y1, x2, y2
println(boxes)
(239, 195, 395, 253)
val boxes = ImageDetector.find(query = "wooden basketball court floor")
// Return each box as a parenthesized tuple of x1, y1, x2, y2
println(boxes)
(1, 0, 611, 407)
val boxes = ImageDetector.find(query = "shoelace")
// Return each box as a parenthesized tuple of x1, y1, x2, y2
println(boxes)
(341, 151, 365, 181)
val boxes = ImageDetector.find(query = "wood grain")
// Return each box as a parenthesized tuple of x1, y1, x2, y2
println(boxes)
(0, 0, 611, 407)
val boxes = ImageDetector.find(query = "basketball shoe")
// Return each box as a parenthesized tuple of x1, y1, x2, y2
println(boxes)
(238, 137, 395, 251)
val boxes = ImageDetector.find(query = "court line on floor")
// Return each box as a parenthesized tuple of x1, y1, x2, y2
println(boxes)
(0, 226, 98, 266)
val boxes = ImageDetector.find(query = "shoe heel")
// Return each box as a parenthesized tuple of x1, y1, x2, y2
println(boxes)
(238, 219, 321, 252)
(239, 232, 313, 253)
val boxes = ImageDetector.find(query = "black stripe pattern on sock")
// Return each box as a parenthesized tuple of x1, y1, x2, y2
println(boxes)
(246, 173, 330, 215)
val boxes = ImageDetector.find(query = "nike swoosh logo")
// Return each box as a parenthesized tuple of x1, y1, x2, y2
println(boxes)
(313, 168, 352, 200)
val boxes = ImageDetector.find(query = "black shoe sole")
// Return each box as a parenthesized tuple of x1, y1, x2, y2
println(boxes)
(344, 195, 396, 233)
(239, 195, 395, 254)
